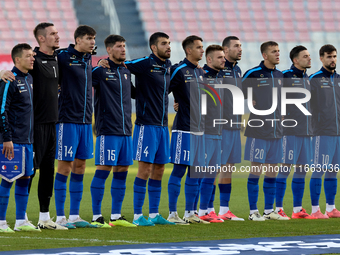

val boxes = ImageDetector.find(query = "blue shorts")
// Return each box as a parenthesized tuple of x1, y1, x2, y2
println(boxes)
(205, 135, 222, 167)
(55, 123, 94, 161)
(170, 131, 205, 166)
(221, 129, 241, 164)
(244, 137, 283, 164)
(133, 124, 169, 164)
(282, 136, 313, 165)
(313, 136, 340, 170)
(95, 135, 133, 166)
(16, 143, 34, 177)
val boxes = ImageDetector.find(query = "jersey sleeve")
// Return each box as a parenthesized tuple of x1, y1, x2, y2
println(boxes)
(124, 57, 149, 75)
(169, 65, 183, 94)
(241, 71, 253, 99)
(0, 81, 16, 142)
(92, 66, 101, 88)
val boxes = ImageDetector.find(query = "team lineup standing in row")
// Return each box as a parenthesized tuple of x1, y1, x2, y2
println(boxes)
(0, 22, 339, 232)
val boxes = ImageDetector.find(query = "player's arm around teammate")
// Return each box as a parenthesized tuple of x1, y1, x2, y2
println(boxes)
(124, 33, 174, 226)
(54, 25, 96, 228)
(90, 35, 136, 228)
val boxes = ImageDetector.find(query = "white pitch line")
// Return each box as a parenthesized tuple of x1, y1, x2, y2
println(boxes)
(0, 236, 150, 244)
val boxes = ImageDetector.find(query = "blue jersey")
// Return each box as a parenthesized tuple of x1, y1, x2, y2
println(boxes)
(170, 58, 205, 132)
(310, 67, 340, 136)
(203, 64, 223, 136)
(57, 44, 93, 124)
(92, 58, 135, 136)
(125, 53, 171, 127)
(219, 58, 243, 130)
(0, 67, 33, 144)
(282, 64, 312, 136)
(242, 61, 283, 139)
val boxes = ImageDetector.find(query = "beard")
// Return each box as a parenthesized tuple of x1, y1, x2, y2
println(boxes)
(157, 49, 170, 59)
(52, 45, 60, 50)
(326, 63, 336, 70)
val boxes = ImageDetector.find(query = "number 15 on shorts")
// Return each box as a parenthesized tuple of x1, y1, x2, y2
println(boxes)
(107, 150, 116, 162)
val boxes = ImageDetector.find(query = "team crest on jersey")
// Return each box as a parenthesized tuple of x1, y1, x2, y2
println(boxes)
(278, 79, 282, 85)
(293, 74, 297, 78)
(307, 80, 310, 85)
(168, 67, 170, 73)
(260, 74, 264, 78)
(199, 76, 203, 81)
(70, 55, 76, 59)
(186, 70, 190, 75)
(124, 74, 128, 80)
(238, 72, 241, 77)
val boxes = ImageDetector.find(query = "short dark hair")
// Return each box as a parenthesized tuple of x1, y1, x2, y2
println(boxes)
(104, 34, 126, 48)
(205, 45, 224, 58)
(260, 41, 278, 54)
(222, 36, 239, 48)
(182, 35, 203, 55)
(11, 43, 32, 63)
(149, 32, 169, 50)
(74, 25, 96, 41)
(319, 44, 337, 57)
(33, 22, 54, 43)
(289, 45, 307, 62)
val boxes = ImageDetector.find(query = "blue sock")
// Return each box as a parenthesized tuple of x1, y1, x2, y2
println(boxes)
(292, 172, 306, 207)
(208, 185, 216, 209)
(69, 172, 84, 216)
(263, 176, 276, 210)
(54, 173, 68, 217)
(185, 172, 199, 211)
(111, 171, 128, 215)
(0, 180, 13, 220)
(133, 177, 147, 215)
(148, 179, 162, 214)
(324, 171, 337, 205)
(15, 178, 30, 220)
(310, 171, 324, 206)
(219, 183, 231, 207)
(91, 170, 110, 216)
(168, 164, 187, 212)
(194, 178, 202, 211)
(247, 174, 260, 210)
(275, 171, 290, 208)
(199, 178, 214, 211)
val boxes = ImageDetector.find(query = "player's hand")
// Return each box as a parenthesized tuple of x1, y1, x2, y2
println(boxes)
(97, 59, 110, 69)
(252, 100, 256, 106)
(174, 102, 179, 112)
(0, 70, 15, 83)
(2, 141, 14, 160)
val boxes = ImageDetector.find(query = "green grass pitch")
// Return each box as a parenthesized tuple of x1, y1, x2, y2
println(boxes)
(1, 155, 340, 252)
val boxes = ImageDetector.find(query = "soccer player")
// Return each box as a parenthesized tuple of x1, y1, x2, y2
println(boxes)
(167, 35, 209, 224)
(0, 43, 40, 232)
(54, 25, 97, 228)
(275, 46, 316, 220)
(90, 34, 136, 228)
(27, 23, 67, 230)
(124, 32, 174, 226)
(216, 36, 244, 221)
(196, 45, 225, 223)
(309, 44, 340, 219)
(242, 41, 287, 221)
